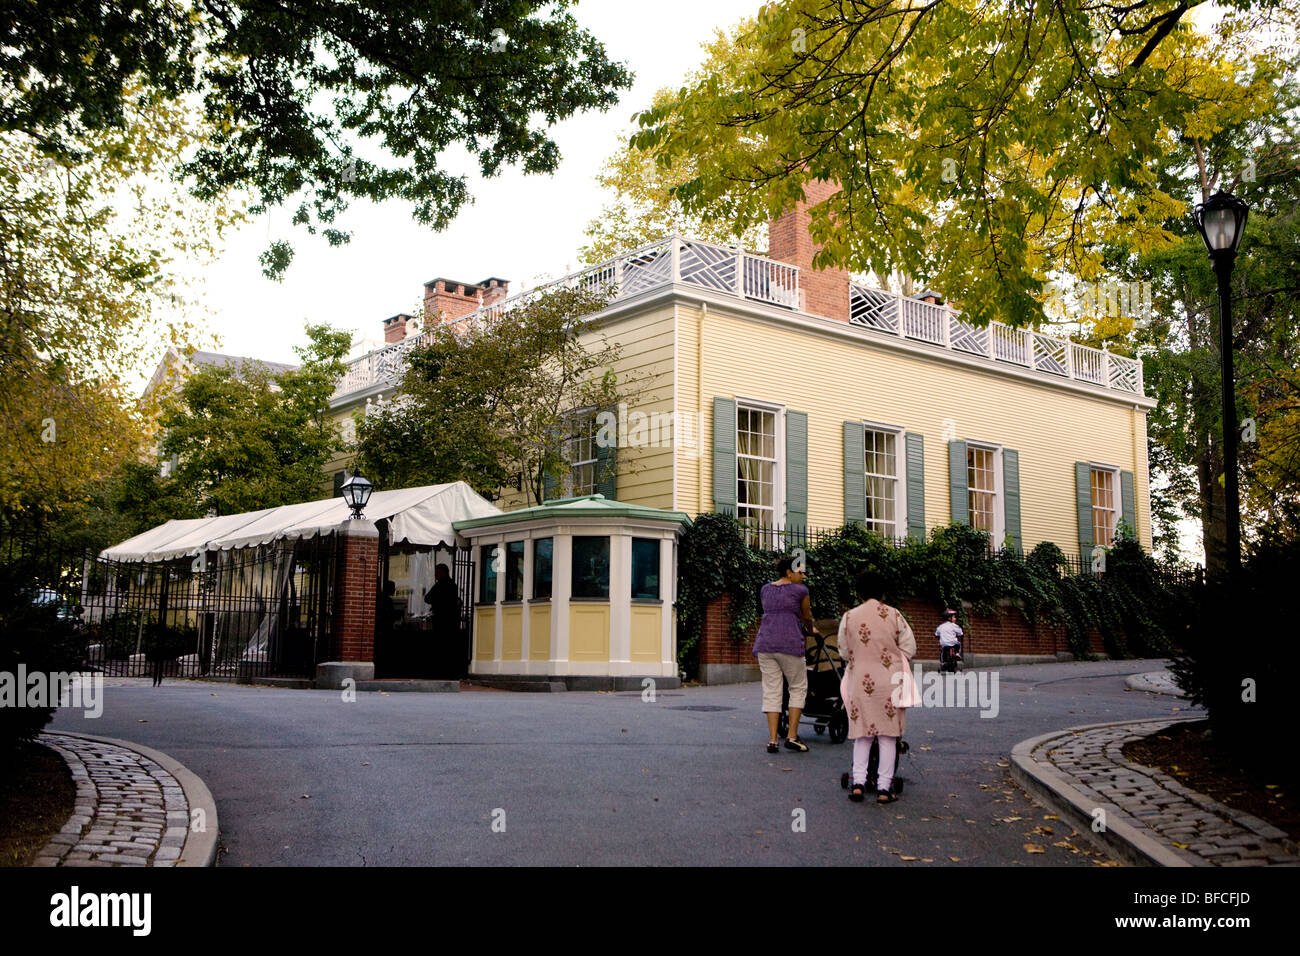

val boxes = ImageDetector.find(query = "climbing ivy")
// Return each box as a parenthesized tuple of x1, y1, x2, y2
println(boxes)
(675, 516, 1196, 676)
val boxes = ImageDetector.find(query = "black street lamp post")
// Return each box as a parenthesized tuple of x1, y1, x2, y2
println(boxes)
(1193, 189, 1249, 577)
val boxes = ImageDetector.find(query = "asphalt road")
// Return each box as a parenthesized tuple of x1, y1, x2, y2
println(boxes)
(47, 659, 1196, 866)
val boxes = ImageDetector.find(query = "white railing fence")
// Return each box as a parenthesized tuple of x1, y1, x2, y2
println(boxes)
(846, 282, 1144, 395)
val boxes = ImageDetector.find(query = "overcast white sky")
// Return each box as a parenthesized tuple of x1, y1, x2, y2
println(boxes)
(184, 0, 760, 370)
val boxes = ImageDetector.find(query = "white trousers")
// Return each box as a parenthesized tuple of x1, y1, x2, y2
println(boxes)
(852, 735, 898, 790)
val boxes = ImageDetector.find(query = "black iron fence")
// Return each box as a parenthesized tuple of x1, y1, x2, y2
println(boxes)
(4, 533, 339, 681)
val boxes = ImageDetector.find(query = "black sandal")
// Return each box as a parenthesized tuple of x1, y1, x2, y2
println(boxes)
(877, 788, 899, 804)
(849, 781, 866, 802)
(783, 737, 809, 753)
(766, 740, 779, 754)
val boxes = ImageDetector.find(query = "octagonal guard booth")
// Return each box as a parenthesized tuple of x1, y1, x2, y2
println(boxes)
(453, 495, 690, 691)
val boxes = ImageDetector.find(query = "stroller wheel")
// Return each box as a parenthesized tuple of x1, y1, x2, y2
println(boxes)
(893, 778, 905, 795)
(776, 712, 789, 738)
(814, 723, 826, 735)
(829, 709, 848, 744)
(840, 772, 849, 790)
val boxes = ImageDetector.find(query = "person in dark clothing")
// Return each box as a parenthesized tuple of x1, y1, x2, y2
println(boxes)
(424, 564, 462, 677)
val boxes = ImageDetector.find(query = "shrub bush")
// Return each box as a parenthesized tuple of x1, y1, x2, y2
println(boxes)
(675, 517, 1194, 677)
(0, 567, 86, 750)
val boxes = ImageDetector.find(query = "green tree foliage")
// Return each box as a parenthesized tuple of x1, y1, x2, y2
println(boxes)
(1099, 52, 1300, 569)
(1, 1, 632, 277)
(155, 325, 351, 516)
(630, 0, 1297, 327)
(357, 286, 628, 504)
(0, 83, 238, 544)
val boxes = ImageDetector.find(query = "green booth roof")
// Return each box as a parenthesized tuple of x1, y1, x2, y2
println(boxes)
(452, 495, 693, 532)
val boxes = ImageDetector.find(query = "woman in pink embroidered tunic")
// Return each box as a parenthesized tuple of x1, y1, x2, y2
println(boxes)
(838, 570, 916, 803)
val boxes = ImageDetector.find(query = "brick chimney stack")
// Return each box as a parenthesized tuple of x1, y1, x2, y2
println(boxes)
(382, 313, 414, 344)
(766, 179, 851, 323)
(423, 277, 511, 325)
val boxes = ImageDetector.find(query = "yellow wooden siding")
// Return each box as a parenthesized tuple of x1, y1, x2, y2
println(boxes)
(629, 605, 662, 662)
(673, 302, 1152, 552)
(580, 311, 676, 510)
(474, 607, 496, 660)
(528, 604, 552, 660)
(501, 606, 523, 661)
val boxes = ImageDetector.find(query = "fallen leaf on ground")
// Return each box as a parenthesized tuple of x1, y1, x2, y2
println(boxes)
(900, 855, 920, 861)
(920, 746, 933, 751)
(1023, 844, 1046, 854)
(949, 856, 961, 862)
(1001, 816, 1023, 823)
(1043, 814, 1059, 820)
(1031, 826, 1054, 836)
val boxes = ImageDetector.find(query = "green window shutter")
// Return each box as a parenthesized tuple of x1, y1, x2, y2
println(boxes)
(948, 440, 969, 526)
(1002, 448, 1022, 552)
(333, 471, 346, 498)
(595, 406, 617, 500)
(904, 432, 925, 541)
(1120, 470, 1136, 540)
(712, 397, 737, 514)
(1076, 462, 1094, 557)
(843, 421, 865, 524)
(785, 410, 808, 535)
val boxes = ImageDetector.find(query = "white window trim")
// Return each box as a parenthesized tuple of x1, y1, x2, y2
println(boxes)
(1090, 462, 1121, 546)
(965, 438, 1004, 545)
(562, 406, 599, 497)
(734, 396, 785, 531)
(862, 419, 907, 539)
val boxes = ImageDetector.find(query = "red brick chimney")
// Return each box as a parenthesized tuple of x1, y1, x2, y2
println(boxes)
(423, 277, 511, 324)
(767, 180, 850, 323)
(382, 313, 414, 344)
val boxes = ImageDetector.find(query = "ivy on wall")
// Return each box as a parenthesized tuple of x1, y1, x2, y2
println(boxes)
(675, 515, 1197, 676)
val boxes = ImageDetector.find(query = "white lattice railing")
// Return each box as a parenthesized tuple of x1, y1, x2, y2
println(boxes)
(847, 282, 1144, 395)
(333, 236, 802, 399)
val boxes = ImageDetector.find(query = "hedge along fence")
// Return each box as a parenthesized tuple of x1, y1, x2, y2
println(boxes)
(675, 514, 1200, 677)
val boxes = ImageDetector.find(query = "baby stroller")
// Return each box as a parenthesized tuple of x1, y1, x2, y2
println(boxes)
(776, 626, 849, 744)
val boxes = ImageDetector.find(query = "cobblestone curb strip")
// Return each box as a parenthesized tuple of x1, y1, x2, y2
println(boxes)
(1012, 718, 1299, 868)
(31, 732, 219, 868)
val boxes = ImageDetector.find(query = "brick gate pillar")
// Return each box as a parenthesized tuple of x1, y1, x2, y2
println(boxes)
(316, 518, 379, 689)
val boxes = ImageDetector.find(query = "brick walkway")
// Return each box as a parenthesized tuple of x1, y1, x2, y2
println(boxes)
(1030, 718, 1299, 866)
(33, 732, 191, 867)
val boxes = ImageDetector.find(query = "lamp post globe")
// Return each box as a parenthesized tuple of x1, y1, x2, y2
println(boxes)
(340, 473, 374, 520)
(1192, 189, 1249, 578)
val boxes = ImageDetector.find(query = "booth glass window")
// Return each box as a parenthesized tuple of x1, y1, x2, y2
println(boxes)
(572, 536, 610, 599)
(504, 540, 525, 601)
(533, 538, 553, 600)
(479, 544, 498, 603)
(631, 538, 660, 600)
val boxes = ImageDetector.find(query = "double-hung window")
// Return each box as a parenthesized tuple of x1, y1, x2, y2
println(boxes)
(1091, 465, 1118, 546)
(736, 403, 780, 531)
(863, 425, 903, 537)
(566, 411, 599, 496)
(967, 444, 1002, 539)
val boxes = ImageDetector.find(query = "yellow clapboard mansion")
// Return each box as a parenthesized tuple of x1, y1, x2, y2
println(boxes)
(327, 188, 1153, 565)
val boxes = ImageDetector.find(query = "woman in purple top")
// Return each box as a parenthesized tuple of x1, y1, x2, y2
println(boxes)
(753, 554, 818, 753)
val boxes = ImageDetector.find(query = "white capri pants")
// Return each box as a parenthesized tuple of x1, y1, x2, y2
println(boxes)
(757, 652, 808, 713)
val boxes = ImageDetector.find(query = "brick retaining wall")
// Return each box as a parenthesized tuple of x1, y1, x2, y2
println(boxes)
(697, 592, 1105, 683)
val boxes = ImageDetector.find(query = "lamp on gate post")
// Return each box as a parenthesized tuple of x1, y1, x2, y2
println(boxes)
(1192, 189, 1249, 577)
(340, 472, 374, 520)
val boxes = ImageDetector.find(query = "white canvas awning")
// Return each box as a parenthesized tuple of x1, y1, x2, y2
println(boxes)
(100, 482, 502, 562)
